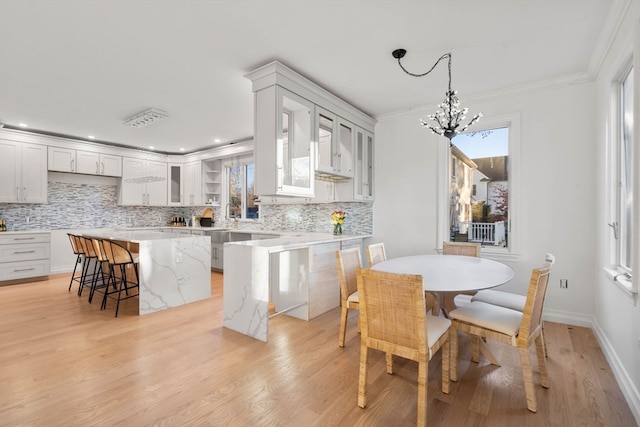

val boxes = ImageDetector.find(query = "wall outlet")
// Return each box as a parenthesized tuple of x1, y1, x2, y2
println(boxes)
(560, 279, 568, 289)
(176, 252, 182, 263)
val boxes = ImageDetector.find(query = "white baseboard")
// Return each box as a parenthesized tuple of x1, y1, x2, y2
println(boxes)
(543, 307, 593, 328)
(591, 320, 640, 426)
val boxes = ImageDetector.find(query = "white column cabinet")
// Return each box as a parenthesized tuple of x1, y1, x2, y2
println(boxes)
(119, 157, 168, 206)
(354, 127, 374, 200)
(255, 85, 315, 197)
(0, 140, 47, 204)
(183, 161, 203, 206)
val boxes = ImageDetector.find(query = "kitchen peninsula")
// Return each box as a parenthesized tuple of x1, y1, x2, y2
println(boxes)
(223, 232, 369, 342)
(81, 229, 211, 315)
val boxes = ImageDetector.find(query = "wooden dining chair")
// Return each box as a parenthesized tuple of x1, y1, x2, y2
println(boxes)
(336, 247, 363, 347)
(365, 242, 386, 267)
(356, 268, 451, 427)
(449, 263, 553, 412)
(440, 241, 481, 316)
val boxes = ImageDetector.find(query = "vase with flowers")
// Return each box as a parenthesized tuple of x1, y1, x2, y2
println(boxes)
(331, 210, 345, 235)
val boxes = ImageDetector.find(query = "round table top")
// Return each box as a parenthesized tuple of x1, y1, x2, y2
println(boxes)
(371, 254, 514, 293)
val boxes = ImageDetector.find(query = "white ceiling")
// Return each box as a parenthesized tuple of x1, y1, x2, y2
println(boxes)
(0, 0, 623, 154)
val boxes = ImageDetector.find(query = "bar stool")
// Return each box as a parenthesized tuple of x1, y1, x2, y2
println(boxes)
(101, 240, 139, 317)
(66, 233, 84, 293)
(76, 236, 100, 299)
(87, 238, 113, 304)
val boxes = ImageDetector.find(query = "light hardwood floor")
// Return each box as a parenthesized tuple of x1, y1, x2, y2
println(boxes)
(0, 273, 636, 427)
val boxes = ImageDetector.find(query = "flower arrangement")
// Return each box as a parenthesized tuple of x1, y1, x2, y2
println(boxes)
(331, 210, 345, 235)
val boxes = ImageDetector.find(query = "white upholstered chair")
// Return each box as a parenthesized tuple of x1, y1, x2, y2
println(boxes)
(449, 258, 554, 412)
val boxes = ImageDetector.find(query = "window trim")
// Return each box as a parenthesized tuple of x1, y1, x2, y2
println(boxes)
(222, 156, 260, 222)
(437, 112, 521, 261)
(605, 58, 635, 296)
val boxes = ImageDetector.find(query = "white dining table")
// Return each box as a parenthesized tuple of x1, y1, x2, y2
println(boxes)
(370, 254, 514, 293)
(371, 254, 514, 366)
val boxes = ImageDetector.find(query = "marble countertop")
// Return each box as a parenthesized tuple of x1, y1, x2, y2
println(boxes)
(81, 229, 205, 242)
(224, 231, 371, 253)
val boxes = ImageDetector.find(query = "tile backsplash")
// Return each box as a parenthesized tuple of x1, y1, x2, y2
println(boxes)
(0, 177, 373, 235)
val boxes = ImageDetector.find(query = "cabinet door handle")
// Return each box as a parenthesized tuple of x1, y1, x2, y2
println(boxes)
(96, 161, 99, 174)
(101, 162, 105, 174)
(71, 158, 75, 172)
(14, 250, 36, 254)
(23, 187, 27, 201)
(16, 186, 20, 200)
(14, 237, 35, 241)
(14, 268, 35, 272)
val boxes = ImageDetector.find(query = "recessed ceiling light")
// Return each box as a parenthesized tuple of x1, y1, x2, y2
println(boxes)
(214, 138, 221, 143)
(149, 146, 155, 150)
(18, 123, 28, 127)
(179, 148, 185, 151)
(88, 135, 95, 139)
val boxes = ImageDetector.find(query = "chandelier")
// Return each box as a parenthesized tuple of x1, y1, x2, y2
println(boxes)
(392, 49, 482, 142)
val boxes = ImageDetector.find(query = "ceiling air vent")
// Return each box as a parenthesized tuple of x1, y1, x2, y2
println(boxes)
(123, 108, 168, 128)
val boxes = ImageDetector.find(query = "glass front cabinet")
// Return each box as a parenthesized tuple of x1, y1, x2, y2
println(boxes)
(255, 85, 314, 197)
(354, 127, 374, 200)
(315, 107, 354, 179)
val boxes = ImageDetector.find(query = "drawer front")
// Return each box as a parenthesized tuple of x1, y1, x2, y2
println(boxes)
(0, 243, 50, 262)
(0, 259, 50, 281)
(0, 233, 51, 245)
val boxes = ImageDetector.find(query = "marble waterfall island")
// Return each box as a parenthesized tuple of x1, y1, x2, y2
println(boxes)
(223, 232, 368, 342)
(83, 230, 211, 315)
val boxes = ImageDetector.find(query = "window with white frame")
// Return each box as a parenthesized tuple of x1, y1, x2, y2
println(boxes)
(226, 160, 259, 219)
(610, 64, 634, 283)
(438, 113, 520, 256)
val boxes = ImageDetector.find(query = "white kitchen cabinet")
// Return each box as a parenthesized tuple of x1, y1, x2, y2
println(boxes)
(119, 157, 167, 206)
(353, 127, 374, 200)
(48, 146, 76, 172)
(183, 161, 203, 206)
(168, 161, 203, 206)
(0, 140, 47, 203)
(48, 147, 121, 177)
(0, 232, 51, 281)
(315, 107, 354, 179)
(76, 151, 122, 177)
(211, 243, 224, 270)
(168, 163, 183, 206)
(254, 85, 315, 197)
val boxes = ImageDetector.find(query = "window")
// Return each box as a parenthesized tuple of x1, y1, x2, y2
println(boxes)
(437, 112, 520, 257)
(450, 127, 510, 248)
(611, 65, 634, 279)
(226, 161, 258, 219)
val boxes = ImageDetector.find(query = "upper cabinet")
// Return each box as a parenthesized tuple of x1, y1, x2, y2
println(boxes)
(315, 107, 354, 179)
(0, 140, 47, 203)
(246, 61, 375, 201)
(353, 127, 374, 200)
(254, 85, 315, 197)
(169, 161, 203, 206)
(48, 147, 121, 177)
(119, 157, 167, 206)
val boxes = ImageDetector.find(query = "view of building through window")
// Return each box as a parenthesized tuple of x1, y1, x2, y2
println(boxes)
(450, 127, 509, 247)
(227, 163, 259, 219)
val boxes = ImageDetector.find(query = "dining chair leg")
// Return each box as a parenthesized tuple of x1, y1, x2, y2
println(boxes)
(385, 353, 393, 374)
(535, 334, 550, 388)
(471, 335, 480, 363)
(441, 338, 450, 394)
(518, 346, 537, 412)
(417, 356, 428, 427)
(338, 305, 348, 347)
(357, 343, 369, 409)
(450, 326, 458, 382)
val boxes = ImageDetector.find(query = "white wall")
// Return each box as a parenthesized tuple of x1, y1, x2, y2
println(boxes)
(373, 5, 639, 421)
(375, 80, 597, 323)
(593, 2, 640, 422)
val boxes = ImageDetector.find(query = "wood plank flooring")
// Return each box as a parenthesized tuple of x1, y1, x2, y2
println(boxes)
(0, 273, 636, 427)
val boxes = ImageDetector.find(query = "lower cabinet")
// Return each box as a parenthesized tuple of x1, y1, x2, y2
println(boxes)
(0, 232, 51, 281)
(212, 243, 224, 270)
